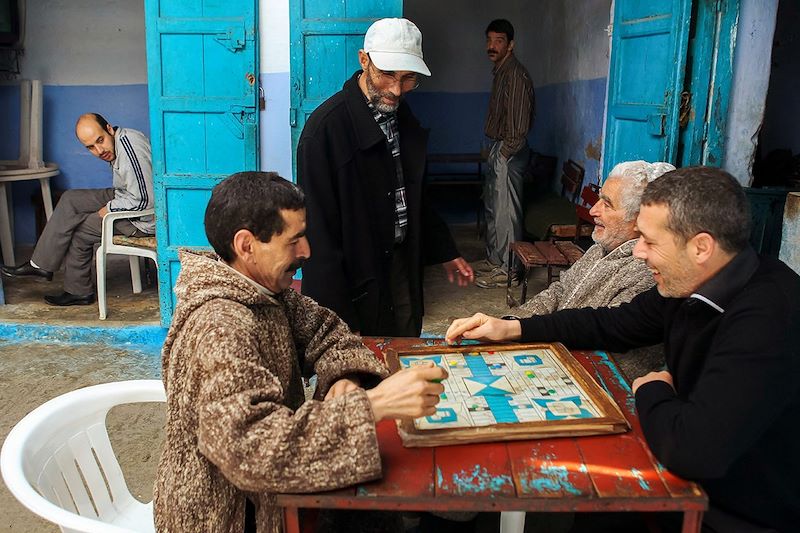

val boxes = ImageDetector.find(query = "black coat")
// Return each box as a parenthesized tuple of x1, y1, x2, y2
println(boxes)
(520, 248, 800, 532)
(297, 72, 459, 335)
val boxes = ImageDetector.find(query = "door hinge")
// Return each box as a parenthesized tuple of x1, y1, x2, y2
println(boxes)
(222, 105, 256, 139)
(289, 108, 297, 127)
(679, 91, 692, 128)
(214, 25, 246, 52)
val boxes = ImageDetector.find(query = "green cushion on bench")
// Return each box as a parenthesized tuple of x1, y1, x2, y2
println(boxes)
(523, 192, 577, 241)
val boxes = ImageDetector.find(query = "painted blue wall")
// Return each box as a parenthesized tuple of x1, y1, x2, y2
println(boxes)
(404, 0, 612, 187)
(1, 0, 149, 247)
(1, 84, 149, 245)
(407, 77, 607, 186)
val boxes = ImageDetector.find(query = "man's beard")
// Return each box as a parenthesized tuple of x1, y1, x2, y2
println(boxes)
(365, 72, 401, 113)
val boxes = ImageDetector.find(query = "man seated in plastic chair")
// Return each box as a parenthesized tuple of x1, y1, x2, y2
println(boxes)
(1, 113, 154, 306)
(154, 172, 447, 533)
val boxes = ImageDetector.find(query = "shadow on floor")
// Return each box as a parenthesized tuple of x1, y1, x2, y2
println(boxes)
(1, 245, 160, 324)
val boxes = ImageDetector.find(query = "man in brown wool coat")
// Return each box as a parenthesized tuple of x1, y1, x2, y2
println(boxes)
(154, 171, 446, 532)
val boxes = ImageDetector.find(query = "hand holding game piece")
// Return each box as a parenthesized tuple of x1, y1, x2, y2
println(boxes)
(445, 313, 522, 343)
(366, 363, 447, 422)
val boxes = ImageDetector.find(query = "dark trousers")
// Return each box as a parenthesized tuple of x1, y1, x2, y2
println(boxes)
(388, 239, 419, 337)
(30, 188, 142, 295)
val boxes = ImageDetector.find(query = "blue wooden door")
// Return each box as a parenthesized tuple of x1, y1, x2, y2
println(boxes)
(145, 0, 259, 326)
(602, 0, 692, 178)
(677, 0, 739, 167)
(289, 0, 402, 178)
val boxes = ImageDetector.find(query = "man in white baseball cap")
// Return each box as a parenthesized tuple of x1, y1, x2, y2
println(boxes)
(364, 17, 431, 77)
(298, 18, 474, 339)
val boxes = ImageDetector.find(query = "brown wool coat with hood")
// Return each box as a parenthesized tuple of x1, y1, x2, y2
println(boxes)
(154, 250, 389, 532)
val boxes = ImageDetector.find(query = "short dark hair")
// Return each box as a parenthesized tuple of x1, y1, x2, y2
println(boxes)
(486, 19, 514, 41)
(204, 171, 305, 262)
(90, 113, 110, 131)
(641, 166, 751, 253)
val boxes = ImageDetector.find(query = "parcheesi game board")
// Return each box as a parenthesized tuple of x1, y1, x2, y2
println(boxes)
(386, 343, 629, 447)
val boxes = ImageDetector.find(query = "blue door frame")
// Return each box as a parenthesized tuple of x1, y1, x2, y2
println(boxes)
(145, 0, 259, 326)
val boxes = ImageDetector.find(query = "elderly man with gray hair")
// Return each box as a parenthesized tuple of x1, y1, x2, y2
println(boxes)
(518, 160, 675, 316)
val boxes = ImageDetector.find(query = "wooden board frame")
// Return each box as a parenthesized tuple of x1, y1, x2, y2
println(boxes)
(386, 343, 630, 447)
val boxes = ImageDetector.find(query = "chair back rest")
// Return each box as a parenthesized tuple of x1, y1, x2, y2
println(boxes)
(1, 380, 165, 532)
(560, 160, 585, 203)
(576, 183, 601, 225)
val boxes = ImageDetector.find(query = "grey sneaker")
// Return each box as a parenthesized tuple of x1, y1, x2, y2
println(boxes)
(475, 267, 520, 289)
(471, 259, 500, 275)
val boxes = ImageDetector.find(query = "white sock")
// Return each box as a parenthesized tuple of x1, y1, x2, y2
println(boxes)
(30, 259, 40, 269)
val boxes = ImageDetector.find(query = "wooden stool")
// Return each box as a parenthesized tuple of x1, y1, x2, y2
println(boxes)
(507, 240, 585, 307)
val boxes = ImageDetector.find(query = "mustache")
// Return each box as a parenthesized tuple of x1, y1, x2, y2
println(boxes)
(286, 258, 305, 272)
(487, 49, 498, 54)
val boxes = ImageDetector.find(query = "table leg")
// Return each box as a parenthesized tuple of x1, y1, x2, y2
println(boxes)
(39, 177, 54, 219)
(283, 506, 301, 533)
(681, 510, 703, 533)
(0, 183, 15, 266)
(500, 511, 525, 533)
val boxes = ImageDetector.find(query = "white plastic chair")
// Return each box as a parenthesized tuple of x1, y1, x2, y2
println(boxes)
(96, 209, 157, 320)
(1, 380, 165, 533)
(0, 79, 59, 266)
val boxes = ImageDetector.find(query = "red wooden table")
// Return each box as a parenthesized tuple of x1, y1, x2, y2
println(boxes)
(277, 338, 707, 532)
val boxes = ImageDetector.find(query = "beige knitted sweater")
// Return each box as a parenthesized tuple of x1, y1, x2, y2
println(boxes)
(154, 250, 389, 532)
(518, 240, 663, 379)
(519, 239, 654, 315)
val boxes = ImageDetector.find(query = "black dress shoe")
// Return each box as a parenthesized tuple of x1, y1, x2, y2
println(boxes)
(1, 262, 53, 281)
(44, 292, 96, 306)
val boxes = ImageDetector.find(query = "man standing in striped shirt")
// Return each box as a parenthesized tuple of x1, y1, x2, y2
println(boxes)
(476, 19, 536, 289)
(1, 113, 154, 306)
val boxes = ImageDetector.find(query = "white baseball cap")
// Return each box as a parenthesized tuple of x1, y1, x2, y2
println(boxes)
(364, 18, 431, 76)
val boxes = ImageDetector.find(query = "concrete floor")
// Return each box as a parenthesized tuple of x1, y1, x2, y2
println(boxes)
(1, 224, 542, 532)
(0, 248, 160, 324)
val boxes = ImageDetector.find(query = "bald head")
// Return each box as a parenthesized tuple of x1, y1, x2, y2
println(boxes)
(76, 113, 116, 163)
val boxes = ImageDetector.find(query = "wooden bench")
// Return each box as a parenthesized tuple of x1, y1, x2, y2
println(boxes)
(425, 152, 486, 183)
(506, 240, 585, 307)
(425, 152, 486, 232)
(507, 160, 601, 307)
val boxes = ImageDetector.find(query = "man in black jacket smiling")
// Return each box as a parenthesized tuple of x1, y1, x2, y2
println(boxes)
(298, 18, 473, 336)
(446, 167, 800, 532)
